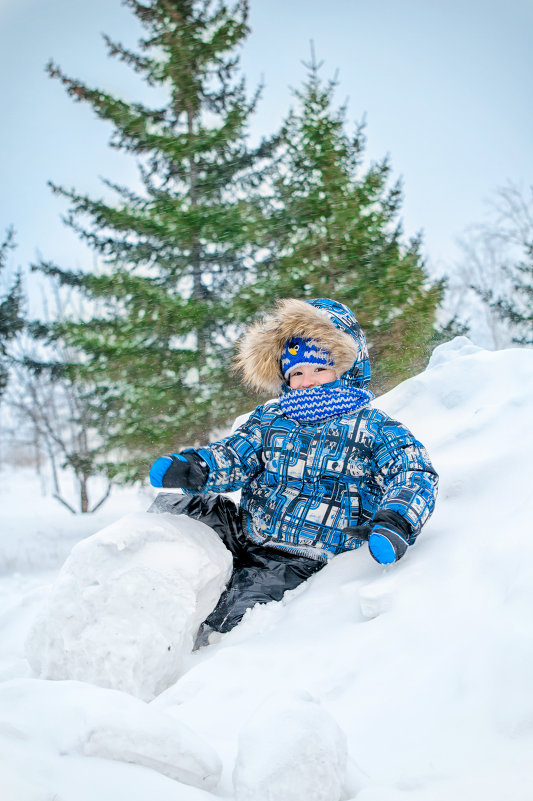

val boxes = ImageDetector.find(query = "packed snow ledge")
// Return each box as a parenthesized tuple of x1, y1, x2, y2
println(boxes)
(1, 337, 532, 801)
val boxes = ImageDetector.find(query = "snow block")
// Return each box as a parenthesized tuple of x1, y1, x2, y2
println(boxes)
(233, 690, 347, 801)
(0, 678, 222, 791)
(25, 511, 233, 700)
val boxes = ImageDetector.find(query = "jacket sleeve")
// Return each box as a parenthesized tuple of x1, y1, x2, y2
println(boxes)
(185, 405, 266, 494)
(372, 415, 438, 541)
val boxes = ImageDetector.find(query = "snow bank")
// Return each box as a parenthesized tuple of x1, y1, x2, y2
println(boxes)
(26, 511, 233, 700)
(152, 340, 533, 798)
(0, 677, 221, 798)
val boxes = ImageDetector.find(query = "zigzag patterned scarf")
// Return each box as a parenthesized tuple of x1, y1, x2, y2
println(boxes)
(280, 385, 374, 423)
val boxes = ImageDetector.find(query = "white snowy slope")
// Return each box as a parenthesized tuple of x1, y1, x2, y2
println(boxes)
(1, 336, 533, 801)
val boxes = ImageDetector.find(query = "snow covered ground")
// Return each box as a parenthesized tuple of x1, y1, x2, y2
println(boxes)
(1, 336, 533, 801)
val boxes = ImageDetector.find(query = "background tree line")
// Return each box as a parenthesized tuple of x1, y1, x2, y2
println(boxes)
(1, 0, 530, 511)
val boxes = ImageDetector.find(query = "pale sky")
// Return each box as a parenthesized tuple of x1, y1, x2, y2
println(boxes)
(1, 0, 532, 311)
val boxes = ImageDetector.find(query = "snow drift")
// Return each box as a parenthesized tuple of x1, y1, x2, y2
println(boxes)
(1, 337, 533, 801)
(0, 678, 222, 791)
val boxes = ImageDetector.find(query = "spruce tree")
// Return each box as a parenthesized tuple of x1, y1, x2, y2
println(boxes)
(36, 0, 268, 481)
(244, 55, 442, 392)
(0, 228, 25, 398)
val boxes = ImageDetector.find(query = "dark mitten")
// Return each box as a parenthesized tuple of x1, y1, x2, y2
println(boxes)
(367, 510, 411, 564)
(149, 452, 208, 490)
(342, 510, 411, 565)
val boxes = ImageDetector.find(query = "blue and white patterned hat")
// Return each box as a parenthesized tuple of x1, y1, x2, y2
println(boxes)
(281, 337, 335, 381)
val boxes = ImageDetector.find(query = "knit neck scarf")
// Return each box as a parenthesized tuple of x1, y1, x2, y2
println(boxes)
(280, 384, 374, 423)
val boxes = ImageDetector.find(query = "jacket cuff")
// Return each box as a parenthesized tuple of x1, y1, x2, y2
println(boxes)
(373, 509, 412, 542)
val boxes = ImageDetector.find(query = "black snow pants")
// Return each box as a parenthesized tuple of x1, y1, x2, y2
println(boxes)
(148, 492, 324, 636)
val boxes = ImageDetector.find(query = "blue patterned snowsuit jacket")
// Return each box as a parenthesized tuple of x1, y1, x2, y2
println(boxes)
(190, 299, 438, 563)
(194, 401, 437, 562)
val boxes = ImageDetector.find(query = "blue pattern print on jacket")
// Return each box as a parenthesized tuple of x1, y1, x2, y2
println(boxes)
(185, 298, 438, 563)
(194, 403, 436, 561)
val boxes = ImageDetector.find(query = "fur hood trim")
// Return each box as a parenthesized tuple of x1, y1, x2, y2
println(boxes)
(234, 298, 362, 394)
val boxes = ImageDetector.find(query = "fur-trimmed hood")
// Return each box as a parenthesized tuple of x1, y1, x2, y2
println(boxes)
(234, 298, 371, 394)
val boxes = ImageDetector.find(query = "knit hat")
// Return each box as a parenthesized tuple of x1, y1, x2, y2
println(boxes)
(281, 337, 335, 381)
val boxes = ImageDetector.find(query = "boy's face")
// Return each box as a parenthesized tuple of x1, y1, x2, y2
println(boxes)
(288, 364, 337, 390)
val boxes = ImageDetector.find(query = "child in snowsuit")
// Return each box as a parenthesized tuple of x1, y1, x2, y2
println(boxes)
(149, 298, 438, 638)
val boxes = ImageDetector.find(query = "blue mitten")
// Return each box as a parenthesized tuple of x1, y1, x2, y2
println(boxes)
(368, 525, 408, 564)
(342, 510, 411, 565)
(149, 453, 208, 490)
(149, 455, 182, 487)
